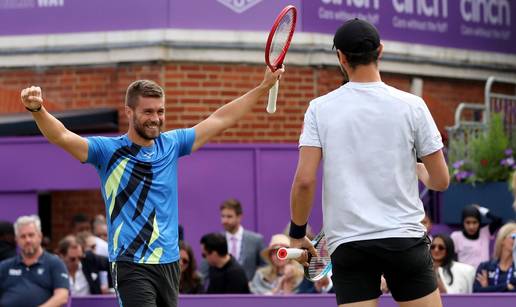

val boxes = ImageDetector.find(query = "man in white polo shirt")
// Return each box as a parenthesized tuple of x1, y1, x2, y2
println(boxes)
(288, 19, 449, 307)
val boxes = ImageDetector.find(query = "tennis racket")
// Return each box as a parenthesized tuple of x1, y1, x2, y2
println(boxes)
(264, 5, 297, 114)
(277, 231, 332, 281)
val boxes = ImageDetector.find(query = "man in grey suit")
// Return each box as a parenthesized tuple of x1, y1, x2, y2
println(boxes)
(219, 199, 266, 281)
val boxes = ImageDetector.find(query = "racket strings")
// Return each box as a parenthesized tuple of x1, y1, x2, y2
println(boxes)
(269, 10, 295, 65)
(307, 237, 331, 276)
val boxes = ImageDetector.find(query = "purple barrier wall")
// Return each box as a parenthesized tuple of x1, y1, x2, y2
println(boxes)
(71, 294, 516, 307)
(0, 137, 322, 259)
(0, 1, 514, 54)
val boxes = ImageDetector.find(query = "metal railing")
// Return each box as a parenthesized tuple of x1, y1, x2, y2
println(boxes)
(446, 77, 516, 154)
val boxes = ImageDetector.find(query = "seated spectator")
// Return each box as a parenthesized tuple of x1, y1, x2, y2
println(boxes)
(250, 234, 304, 295)
(473, 222, 516, 292)
(0, 221, 16, 261)
(92, 216, 108, 243)
(451, 204, 502, 269)
(200, 232, 250, 294)
(72, 214, 108, 257)
(0, 215, 69, 306)
(57, 235, 111, 295)
(179, 241, 203, 294)
(431, 234, 475, 294)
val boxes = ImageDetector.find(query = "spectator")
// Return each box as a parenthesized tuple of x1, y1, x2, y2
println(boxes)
(57, 235, 111, 295)
(92, 217, 108, 243)
(0, 215, 69, 306)
(250, 234, 304, 295)
(451, 204, 503, 269)
(179, 241, 203, 294)
(200, 232, 249, 294)
(72, 214, 92, 234)
(220, 199, 265, 280)
(0, 221, 16, 261)
(473, 222, 516, 292)
(431, 234, 475, 294)
(72, 214, 108, 257)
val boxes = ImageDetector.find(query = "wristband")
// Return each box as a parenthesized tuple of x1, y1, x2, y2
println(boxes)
(289, 221, 307, 239)
(25, 105, 42, 113)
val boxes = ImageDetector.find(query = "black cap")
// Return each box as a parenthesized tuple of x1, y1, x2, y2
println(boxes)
(333, 18, 380, 53)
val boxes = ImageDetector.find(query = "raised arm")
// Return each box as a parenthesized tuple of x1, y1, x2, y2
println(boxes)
(416, 149, 449, 191)
(191, 67, 284, 152)
(21, 86, 88, 162)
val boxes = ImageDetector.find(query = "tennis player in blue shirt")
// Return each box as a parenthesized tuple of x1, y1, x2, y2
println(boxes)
(20, 66, 284, 307)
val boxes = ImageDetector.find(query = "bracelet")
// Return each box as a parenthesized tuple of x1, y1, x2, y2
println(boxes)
(25, 105, 42, 113)
(289, 221, 307, 239)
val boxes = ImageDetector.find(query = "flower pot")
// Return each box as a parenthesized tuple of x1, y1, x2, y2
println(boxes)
(441, 182, 514, 224)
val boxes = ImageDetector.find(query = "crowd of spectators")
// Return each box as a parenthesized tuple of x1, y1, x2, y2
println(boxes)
(0, 199, 515, 305)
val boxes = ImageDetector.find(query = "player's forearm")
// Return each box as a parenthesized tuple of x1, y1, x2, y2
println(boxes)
(31, 107, 70, 146)
(210, 83, 269, 129)
(290, 179, 316, 225)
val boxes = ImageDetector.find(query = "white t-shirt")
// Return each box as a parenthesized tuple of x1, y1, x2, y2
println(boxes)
(438, 261, 476, 294)
(299, 81, 443, 254)
(450, 226, 491, 269)
(94, 236, 109, 257)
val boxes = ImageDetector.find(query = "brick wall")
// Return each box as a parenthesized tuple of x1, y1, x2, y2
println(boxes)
(0, 62, 487, 243)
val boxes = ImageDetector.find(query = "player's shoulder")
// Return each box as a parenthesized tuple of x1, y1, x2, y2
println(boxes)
(309, 86, 346, 107)
(384, 84, 425, 107)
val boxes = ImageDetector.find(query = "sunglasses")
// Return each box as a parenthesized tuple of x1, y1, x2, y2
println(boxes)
(430, 244, 445, 251)
(68, 256, 80, 262)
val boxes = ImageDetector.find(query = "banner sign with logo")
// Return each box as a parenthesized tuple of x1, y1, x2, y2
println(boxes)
(0, 0, 513, 54)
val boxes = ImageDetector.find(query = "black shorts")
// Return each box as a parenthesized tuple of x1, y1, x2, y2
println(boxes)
(111, 261, 180, 307)
(330, 236, 436, 305)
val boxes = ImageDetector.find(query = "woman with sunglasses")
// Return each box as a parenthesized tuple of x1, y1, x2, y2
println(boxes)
(474, 223, 516, 292)
(179, 241, 203, 294)
(431, 234, 476, 294)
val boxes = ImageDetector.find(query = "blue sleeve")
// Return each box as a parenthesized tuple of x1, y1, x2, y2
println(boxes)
(166, 128, 195, 157)
(85, 136, 109, 167)
(50, 256, 70, 290)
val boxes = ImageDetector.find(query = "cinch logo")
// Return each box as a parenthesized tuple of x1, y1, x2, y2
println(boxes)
(217, 0, 262, 13)
(37, 0, 64, 7)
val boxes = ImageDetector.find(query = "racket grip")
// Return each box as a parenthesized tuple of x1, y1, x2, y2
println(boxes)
(277, 247, 303, 260)
(266, 80, 279, 114)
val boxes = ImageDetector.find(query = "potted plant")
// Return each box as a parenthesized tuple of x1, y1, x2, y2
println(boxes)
(443, 113, 515, 224)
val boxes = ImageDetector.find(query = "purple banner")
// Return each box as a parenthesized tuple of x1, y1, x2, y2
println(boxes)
(0, 1, 513, 54)
(303, 0, 515, 54)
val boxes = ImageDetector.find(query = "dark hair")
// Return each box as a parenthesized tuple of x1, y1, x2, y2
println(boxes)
(0, 221, 14, 237)
(125, 80, 164, 108)
(219, 198, 243, 215)
(57, 235, 79, 256)
(179, 241, 203, 293)
(433, 234, 457, 286)
(341, 49, 380, 70)
(200, 232, 228, 256)
(71, 214, 89, 226)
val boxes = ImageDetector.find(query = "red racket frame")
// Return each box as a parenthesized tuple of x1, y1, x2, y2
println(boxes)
(264, 5, 297, 72)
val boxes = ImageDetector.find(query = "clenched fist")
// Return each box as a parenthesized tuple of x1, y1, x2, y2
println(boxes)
(21, 86, 43, 112)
